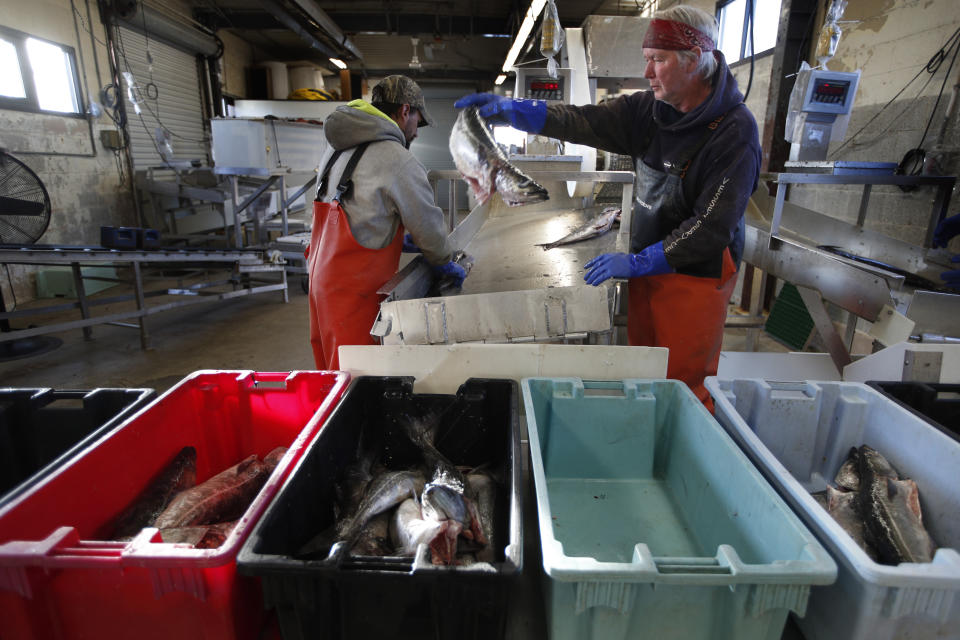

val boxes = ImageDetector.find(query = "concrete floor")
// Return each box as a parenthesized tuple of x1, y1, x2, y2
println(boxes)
(0, 280, 806, 640)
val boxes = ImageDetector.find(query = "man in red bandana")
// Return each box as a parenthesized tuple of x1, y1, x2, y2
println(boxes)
(457, 6, 761, 412)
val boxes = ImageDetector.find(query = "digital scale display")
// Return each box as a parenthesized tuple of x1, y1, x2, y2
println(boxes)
(811, 78, 850, 104)
(524, 76, 565, 101)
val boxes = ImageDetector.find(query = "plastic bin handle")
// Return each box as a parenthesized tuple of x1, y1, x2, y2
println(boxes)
(654, 557, 732, 575)
(248, 371, 291, 389)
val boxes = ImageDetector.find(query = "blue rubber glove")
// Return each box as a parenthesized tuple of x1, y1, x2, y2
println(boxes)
(432, 261, 467, 288)
(454, 93, 547, 133)
(933, 213, 960, 248)
(940, 254, 960, 291)
(583, 241, 674, 286)
(402, 233, 420, 253)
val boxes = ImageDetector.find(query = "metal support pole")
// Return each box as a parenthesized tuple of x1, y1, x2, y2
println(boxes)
(71, 262, 93, 341)
(745, 269, 767, 352)
(796, 285, 852, 371)
(769, 182, 787, 247)
(231, 175, 242, 248)
(280, 174, 289, 237)
(844, 310, 858, 352)
(926, 183, 952, 247)
(132, 261, 151, 350)
(855, 184, 872, 227)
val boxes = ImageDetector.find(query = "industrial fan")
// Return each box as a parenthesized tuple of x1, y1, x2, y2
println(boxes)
(0, 150, 61, 360)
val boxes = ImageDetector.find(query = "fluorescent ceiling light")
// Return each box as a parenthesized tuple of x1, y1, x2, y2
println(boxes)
(329, 58, 348, 69)
(494, 74, 507, 85)
(501, 0, 547, 73)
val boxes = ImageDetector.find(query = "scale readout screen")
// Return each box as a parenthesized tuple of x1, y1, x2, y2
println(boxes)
(524, 77, 564, 101)
(810, 78, 850, 105)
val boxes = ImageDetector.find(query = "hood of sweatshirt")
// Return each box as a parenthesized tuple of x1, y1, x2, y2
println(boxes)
(652, 50, 744, 132)
(323, 99, 406, 150)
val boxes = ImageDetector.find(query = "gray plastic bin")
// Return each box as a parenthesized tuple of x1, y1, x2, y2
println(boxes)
(706, 378, 960, 640)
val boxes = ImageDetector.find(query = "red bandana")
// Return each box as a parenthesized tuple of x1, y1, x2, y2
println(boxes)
(642, 19, 716, 52)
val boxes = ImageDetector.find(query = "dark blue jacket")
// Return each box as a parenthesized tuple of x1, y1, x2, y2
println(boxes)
(541, 51, 761, 278)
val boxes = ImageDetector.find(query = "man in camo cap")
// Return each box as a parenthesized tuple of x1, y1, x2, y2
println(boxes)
(306, 75, 465, 370)
(371, 74, 434, 146)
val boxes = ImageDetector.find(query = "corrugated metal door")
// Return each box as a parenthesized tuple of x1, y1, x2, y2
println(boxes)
(415, 85, 474, 212)
(116, 27, 209, 168)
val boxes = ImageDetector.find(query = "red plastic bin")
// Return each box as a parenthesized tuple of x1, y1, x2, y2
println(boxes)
(0, 369, 348, 640)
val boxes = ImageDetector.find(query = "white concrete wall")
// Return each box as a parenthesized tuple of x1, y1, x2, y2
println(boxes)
(0, 0, 136, 303)
(787, 0, 960, 250)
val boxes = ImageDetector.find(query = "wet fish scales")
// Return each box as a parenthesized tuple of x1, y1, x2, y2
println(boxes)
(467, 472, 497, 563)
(111, 446, 197, 540)
(825, 486, 878, 561)
(390, 497, 445, 556)
(858, 445, 936, 565)
(153, 454, 269, 529)
(834, 446, 860, 492)
(449, 106, 548, 207)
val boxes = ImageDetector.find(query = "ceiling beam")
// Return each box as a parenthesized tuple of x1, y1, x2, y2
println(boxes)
(332, 13, 510, 36)
(287, 0, 364, 60)
(258, 0, 340, 61)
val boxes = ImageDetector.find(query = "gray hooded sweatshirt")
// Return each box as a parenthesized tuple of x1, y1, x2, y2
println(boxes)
(316, 100, 451, 265)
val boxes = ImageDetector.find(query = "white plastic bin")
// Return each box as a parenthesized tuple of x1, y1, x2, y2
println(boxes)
(706, 378, 960, 640)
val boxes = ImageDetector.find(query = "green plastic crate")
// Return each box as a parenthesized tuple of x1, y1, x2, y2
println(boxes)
(764, 283, 814, 350)
(35, 267, 117, 299)
(521, 377, 836, 640)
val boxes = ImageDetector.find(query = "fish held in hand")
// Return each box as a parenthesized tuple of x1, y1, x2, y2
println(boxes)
(153, 454, 269, 529)
(538, 207, 621, 250)
(449, 106, 548, 207)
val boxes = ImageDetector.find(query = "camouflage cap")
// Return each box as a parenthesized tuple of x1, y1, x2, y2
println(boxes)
(371, 75, 433, 127)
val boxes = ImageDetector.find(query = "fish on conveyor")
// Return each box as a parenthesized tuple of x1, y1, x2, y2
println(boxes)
(111, 446, 197, 540)
(449, 106, 549, 207)
(153, 454, 269, 529)
(298, 469, 426, 559)
(537, 207, 621, 250)
(858, 445, 936, 565)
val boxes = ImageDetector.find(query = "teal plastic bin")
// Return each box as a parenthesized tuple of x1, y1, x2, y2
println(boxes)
(521, 378, 836, 640)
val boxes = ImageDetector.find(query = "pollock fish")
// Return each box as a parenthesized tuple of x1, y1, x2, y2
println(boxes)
(111, 446, 197, 540)
(449, 106, 548, 207)
(466, 471, 497, 563)
(826, 486, 878, 560)
(538, 207, 620, 250)
(298, 469, 426, 558)
(858, 445, 936, 565)
(834, 447, 860, 492)
(153, 454, 269, 529)
(390, 497, 445, 556)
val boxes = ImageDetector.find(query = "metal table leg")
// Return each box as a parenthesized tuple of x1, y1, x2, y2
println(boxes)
(132, 261, 151, 350)
(71, 262, 93, 341)
(231, 175, 242, 248)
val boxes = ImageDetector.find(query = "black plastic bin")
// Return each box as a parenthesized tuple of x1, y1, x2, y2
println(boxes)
(237, 377, 522, 640)
(0, 387, 155, 508)
(866, 380, 960, 442)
